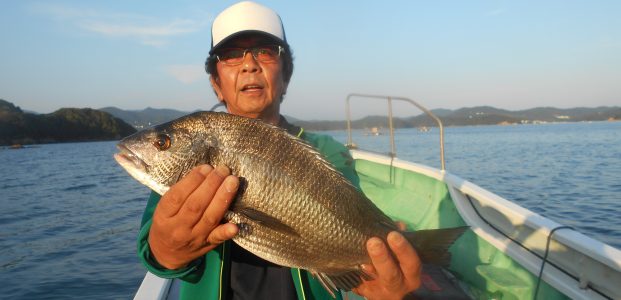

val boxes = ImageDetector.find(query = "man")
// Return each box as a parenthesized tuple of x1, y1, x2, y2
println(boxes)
(138, 2, 421, 299)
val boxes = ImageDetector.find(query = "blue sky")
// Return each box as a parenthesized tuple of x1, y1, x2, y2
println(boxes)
(1, 0, 619, 120)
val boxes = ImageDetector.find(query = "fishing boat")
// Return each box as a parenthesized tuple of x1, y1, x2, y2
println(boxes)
(365, 127, 383, 136)
(134, 94, 621, 300)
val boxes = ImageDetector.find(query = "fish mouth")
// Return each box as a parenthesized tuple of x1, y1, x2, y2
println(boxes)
(114, 144, 148, 173)
(114, 143, 168, 195)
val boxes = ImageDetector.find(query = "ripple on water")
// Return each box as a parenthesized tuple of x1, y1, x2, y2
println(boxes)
(62, 183, 98, 191)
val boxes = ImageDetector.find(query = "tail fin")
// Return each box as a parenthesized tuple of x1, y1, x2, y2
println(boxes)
(402, 226, 469, 267)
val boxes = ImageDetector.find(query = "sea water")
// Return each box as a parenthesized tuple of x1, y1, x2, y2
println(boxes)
(0, 121, 619, 299)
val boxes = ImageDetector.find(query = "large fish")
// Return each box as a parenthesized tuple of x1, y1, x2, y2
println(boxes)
(114, 111, 466, 294)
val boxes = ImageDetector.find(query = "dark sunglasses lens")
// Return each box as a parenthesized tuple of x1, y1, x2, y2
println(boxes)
(254, 46, 279, 62)
(218, 49, 245, 63)
(217, 46, 282, 65)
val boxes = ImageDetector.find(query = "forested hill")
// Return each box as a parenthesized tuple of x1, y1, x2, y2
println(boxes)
(3, 100, 619, 146)
(100, 105, 621, 131)
(0, 99, 136, 146)
(99, 106, 190, 129)
(290, 106, 621, 130)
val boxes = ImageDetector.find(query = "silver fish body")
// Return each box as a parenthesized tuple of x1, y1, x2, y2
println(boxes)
(115, 111, 466, 292)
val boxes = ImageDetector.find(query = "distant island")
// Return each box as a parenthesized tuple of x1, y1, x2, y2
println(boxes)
(293, 106, 621, 131)
(3, 98, 619, 146)
(1, 99, 136, 146)
(102, 105, 621, 131)
(99, 106, 191, 129)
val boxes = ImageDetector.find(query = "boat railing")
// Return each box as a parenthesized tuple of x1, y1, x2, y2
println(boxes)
(345, 93, 446, 171)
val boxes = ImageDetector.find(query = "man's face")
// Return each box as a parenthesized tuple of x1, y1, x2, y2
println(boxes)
(210, 35, 288, 124)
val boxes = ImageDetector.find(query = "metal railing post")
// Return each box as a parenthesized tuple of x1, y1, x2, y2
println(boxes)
(345, 93, 446, 171)
(346, 95, 354, 148)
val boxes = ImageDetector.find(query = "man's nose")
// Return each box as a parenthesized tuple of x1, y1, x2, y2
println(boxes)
(241, 51, 260, 73)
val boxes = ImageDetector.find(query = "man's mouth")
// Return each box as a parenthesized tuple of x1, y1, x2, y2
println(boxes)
(241, 84, 263, 92)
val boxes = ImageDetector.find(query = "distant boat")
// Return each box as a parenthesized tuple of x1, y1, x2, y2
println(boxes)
(417, 126, 429, 132)
(364, 127, 382, 136)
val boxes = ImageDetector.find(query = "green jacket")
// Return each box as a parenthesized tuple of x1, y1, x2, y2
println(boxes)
(137, 130, 359, 300)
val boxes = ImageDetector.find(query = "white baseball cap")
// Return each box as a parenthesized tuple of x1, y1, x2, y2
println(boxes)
(210, 1, 287, 54)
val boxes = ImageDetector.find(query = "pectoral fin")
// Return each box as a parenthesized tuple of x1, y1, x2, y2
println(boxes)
(235, 207, 300, 237)
(313, 269, 371, 296)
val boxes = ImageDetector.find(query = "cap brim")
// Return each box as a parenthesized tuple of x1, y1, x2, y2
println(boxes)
(209, 30, 287, 55)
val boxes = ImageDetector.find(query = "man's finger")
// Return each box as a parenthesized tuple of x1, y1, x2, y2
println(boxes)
(387, 231, 421, 287)
(194, 175, 239, 235)
(157, 165, 213, 218)
(205, 223, 238, 247)
(179, 165, 229, 226)
(360, 263, 377, 279)
(367, 237, 404, 289)
(395, 221, 407, 231)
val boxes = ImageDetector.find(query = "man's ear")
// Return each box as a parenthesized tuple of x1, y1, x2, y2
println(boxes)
(283, 81, 289, 96)
(209, 76, 225, 102)
(280, 81, 290, 103)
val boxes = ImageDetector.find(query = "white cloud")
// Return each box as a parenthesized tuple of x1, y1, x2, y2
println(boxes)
(486, 8, 506, 16)
(30, 2, 101, 19)
(80, 18, 204, 46)
(599, 36, 621, 49)
(30, 3, 210, 46)
(166, 64, 206, 84)
(485, 0, 508, 16)
(138, 38, 169, 47)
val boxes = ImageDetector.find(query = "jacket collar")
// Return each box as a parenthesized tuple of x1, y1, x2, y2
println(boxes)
(277, 115, 304, 138)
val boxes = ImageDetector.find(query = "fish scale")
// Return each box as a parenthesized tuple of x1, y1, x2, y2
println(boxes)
(114, 111, 468, 294)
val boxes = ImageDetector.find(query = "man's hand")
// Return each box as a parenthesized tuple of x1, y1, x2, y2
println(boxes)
(148, 164, 239, 270)
(353, 231, 422, 300)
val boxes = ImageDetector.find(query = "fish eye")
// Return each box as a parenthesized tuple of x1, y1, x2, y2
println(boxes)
(154, 134, 171, 151)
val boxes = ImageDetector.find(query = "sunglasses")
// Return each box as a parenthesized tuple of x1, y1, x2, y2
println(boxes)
(215, 45, 285, 66)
